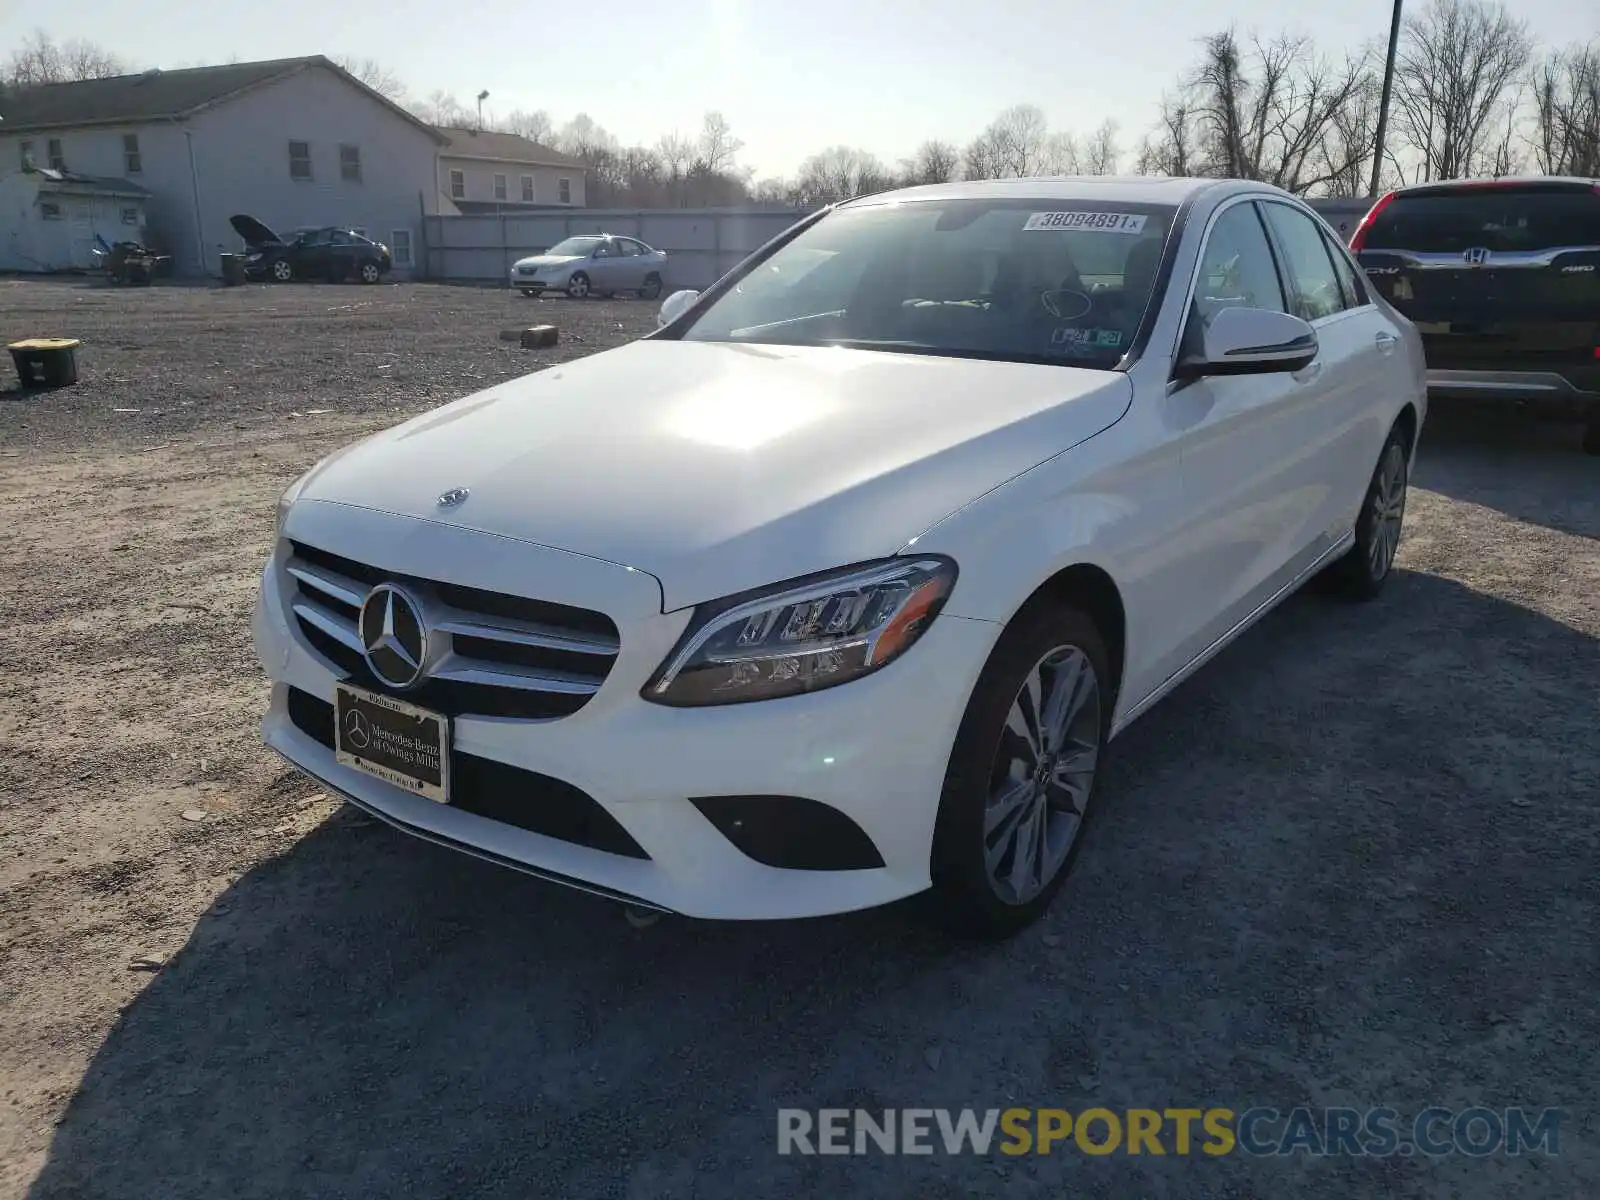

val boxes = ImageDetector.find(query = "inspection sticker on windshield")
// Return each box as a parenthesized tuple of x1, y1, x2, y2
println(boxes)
(1024, 211, 1147, 234)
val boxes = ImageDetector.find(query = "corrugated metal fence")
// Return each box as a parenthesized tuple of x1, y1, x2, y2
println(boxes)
(421, 208, 809, 290)
(420, 198, 1375, 289)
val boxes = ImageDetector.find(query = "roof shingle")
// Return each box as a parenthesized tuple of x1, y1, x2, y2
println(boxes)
(0, 55, 438, 138)
(432, 126, 586, 171)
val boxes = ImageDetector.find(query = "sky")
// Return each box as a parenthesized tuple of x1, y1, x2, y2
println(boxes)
(0, 0, 1587, 177)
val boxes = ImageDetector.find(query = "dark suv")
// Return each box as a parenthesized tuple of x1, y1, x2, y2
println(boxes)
(1351, 178, 1600, 453)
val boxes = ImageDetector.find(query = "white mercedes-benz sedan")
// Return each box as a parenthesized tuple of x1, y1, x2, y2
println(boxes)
(256, 177, 1425, 937)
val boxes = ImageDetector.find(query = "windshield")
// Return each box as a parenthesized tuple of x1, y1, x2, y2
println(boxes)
(1364, 188, 1600, 254)
(677, 199, 1175, 368)
(546, 236, 604, 258)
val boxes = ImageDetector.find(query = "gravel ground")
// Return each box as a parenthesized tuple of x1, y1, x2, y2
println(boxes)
(0, 279, 1596, 1200)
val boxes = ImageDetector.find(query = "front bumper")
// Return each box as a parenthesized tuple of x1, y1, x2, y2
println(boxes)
(254, 512, 999, 920)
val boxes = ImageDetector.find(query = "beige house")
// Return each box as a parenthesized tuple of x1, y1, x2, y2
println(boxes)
(433, 127, 586, 212)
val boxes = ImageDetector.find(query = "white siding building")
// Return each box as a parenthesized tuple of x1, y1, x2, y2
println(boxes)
(0, 56, 448, 277)
(434, 127, 587, 212)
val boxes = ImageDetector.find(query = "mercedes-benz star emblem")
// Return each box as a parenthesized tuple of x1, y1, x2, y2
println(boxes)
(358, 583, 428, 689)
(437, 487, 470, 508)
(343, 708, 372, 749)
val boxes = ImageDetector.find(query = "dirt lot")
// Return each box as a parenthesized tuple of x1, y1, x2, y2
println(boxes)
(0, 278, 1595, 1199)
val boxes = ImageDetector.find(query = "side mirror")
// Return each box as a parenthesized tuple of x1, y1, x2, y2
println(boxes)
(658, 289, 700, 328)
(1179, 307, 1318, 377)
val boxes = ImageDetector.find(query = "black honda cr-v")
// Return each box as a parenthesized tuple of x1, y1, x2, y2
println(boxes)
(1351, 178, 1600, 454)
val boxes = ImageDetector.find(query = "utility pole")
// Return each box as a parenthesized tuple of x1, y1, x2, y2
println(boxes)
(1370, 0, 1404, 198)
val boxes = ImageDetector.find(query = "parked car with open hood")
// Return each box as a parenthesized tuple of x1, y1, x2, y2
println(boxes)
(259, 177, 1425, 938)
(230, 215, 392, 284)
(510, 234, 666, 299)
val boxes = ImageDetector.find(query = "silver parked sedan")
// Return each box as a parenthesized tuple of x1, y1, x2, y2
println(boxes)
(510, 235, 668, 299)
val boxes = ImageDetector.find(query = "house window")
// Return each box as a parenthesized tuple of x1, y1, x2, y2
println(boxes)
(123, 134, 142, 174)
(121, 206, 139, 225)
(47, 138, 65, 170)
(19, 140, 34, 169)
(41, 202, 63, 220)
(493, 173, 508, 201)
(449, 169, 465, 200)
(391, 229, 413, 267)
(558, 177, 571, 204)
(521, 175, 534, 202)
(340, 144, 361, 183)
(288, 140, 312, 180)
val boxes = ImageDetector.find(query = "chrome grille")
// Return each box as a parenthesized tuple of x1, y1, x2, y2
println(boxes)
(285, 540, 620, 720)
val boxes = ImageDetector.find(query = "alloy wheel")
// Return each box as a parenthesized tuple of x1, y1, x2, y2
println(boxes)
(360, 262, 380, 283)
(1367, 442, 1407, 580)
(272, 260, 291, 282)
(568, 274, 590, 298)
(984, 645, 1101, 906)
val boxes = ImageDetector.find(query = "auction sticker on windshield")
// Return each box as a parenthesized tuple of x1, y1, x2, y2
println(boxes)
(1024, 212, 1148, 234)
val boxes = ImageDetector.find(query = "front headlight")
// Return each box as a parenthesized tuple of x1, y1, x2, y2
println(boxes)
(246, 253, 263, 262)
(277, 472, 309, 534)
(643, 557, 957, 707)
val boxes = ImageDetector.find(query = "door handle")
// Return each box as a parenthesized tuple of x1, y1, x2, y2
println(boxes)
(1375, 332, 1398, 354)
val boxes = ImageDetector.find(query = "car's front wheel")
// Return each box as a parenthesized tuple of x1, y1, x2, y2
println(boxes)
(271, 259, 292, 283)
(929, 601, 1109, 939)
(566, 272, 591, 299)
(640, 272, 663, 300)
(1328, 427, 1409, 600)
(358, 261, 382, 284)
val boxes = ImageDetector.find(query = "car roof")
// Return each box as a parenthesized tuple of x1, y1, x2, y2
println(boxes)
(1388, 176, 1600, 196)
(840, 175, 1282, 208)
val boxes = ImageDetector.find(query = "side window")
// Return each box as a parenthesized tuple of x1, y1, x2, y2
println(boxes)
(593, 240, 612, 258)
(1193, 202, 1287, 322)
(1261, 203, 1348, 322)
(1320, 227, 1368, 309)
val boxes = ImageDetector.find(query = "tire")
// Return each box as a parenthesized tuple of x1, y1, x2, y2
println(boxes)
(359, 261, 382, 284)
(271, 259, 293, 283)
(928, 601, 1111, 940)
(1327, 427, 1410, 601)
(640, 273, 663, 301)
(566, 272, 591, 299)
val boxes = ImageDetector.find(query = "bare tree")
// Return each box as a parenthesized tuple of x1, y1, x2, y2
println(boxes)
(1134, 94, 1199, 176)
(1393, 0, 1533, 180)
(1532, 40, 1600, 176)
(1082, 119, 1121, 174)
(964, 104, 1057, 178)
(793, 146, 894, 205)
(332, 55, 406, 102)
(410, 89, 471, 127)
(1187, 30, 1374, 192)
(502, 108, 554, 144)
(695, 111, 743, 175)
(1315, 70, 1383, 196)
(3, 29, 127, 85)
(901, 139, 960, 185)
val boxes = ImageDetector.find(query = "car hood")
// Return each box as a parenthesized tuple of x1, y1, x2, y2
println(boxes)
(297, 340, 1132, 610)
(514, 254, 584, 270)
(229, 213, 281, 248)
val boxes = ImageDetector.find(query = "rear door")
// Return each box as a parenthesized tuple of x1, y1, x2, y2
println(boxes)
(1355, 182, 1600, 389)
